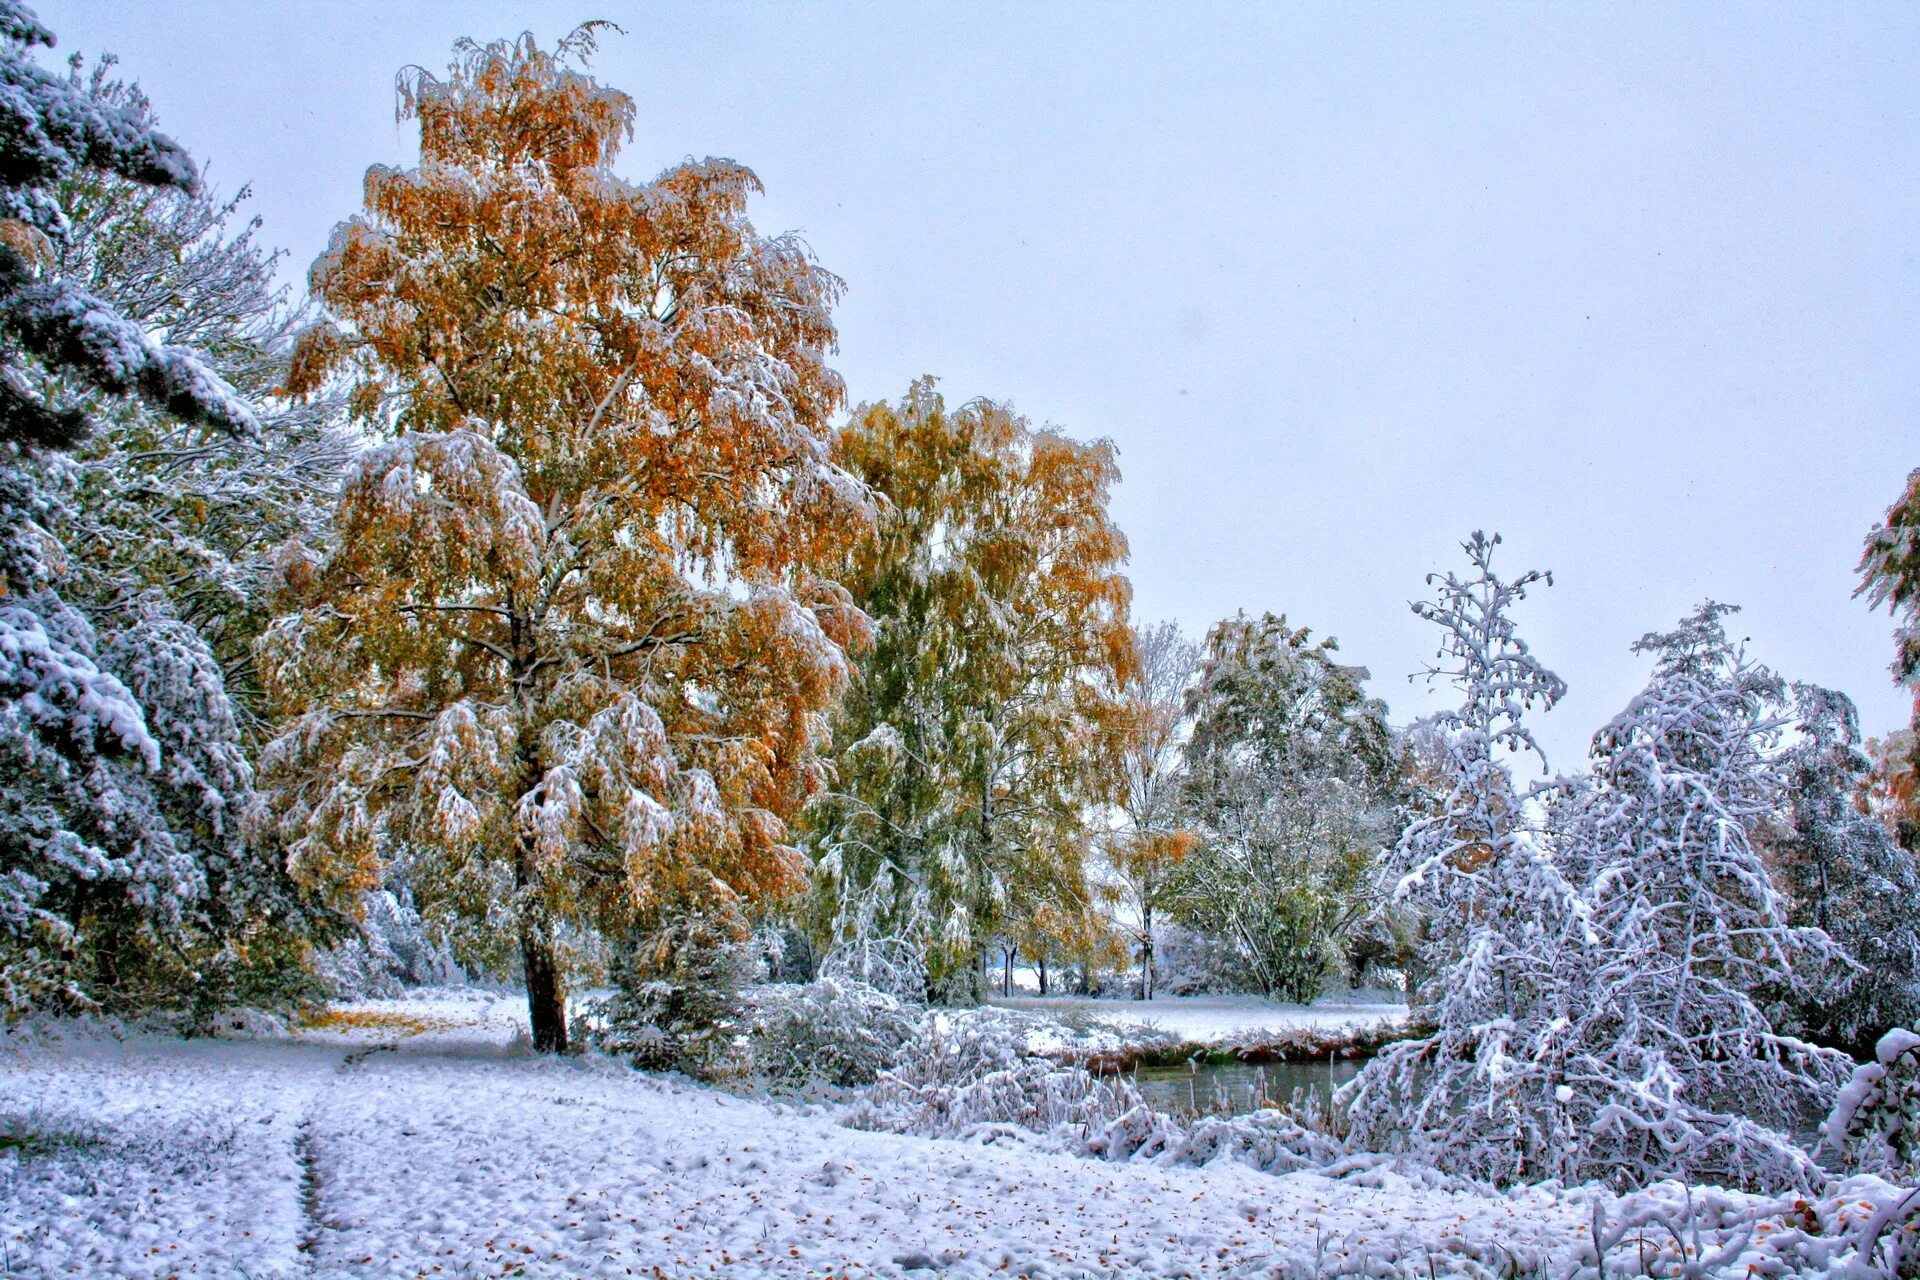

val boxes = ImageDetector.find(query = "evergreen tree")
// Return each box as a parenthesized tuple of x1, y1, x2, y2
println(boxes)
(260, 28, 868, 1051)
(0, 1, 266, 1014)
(805, 379, 1134, 1003)
(1342, 533, 1588, 1182)
(1553, 605, 1849, 1188)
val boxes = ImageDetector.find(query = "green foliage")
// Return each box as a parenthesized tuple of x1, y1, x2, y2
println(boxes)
(1171, 612, 1400, 1002)
(806, 379, 1134, 1003)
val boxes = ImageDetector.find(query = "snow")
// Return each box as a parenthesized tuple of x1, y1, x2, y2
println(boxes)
(996, 994, 1407, 1045)
(1, 993, 1588, 1279)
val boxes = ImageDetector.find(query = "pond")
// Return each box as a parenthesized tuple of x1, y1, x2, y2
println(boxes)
(1126, 1057, 1364, 1118)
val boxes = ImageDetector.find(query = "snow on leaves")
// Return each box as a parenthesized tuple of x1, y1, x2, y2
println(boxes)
(262, 29, 869, 1050)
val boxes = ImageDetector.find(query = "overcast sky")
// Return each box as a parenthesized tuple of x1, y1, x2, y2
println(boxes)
(41, 1, 1919, 771)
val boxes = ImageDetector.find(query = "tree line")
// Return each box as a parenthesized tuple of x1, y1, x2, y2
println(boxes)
(2, 11, 1917, 1080)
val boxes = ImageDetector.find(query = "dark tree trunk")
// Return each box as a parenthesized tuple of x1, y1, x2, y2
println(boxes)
(519, 923, 568, 1054)
(1037, 955, 1048, 996)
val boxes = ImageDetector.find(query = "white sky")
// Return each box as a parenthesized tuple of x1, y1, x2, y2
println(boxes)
(41, 1, 1919, 771)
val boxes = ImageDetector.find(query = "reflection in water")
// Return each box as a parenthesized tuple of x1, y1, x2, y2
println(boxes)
(1128, 1059, 1363, 1117)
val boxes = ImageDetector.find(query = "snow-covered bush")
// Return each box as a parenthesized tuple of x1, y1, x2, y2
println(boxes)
(311, 888, 461, 999)
(1824, 1028, 1920, 1183)
(1575, 1175, 1920, 1279)
(586, 906, 760, 1077)
(814, 881, 931, 1002)
(737, 977, 920, 1087)
(845, 1006, 1145, 1143)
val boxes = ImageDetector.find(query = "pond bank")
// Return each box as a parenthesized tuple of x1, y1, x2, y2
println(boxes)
(1060, 1016, 1415, 1072)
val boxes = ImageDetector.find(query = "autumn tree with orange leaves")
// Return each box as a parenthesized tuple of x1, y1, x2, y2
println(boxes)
(805, 379, 1134, 1003)
(259, 28, 869, 1051)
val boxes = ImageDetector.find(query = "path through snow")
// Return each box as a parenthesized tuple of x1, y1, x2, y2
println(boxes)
(1, 994, 1586, 1278)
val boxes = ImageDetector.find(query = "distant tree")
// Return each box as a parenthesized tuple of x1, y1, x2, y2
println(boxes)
(259, 29, 869, 1051)
(1770, 684, 1920, 1057)
(0, 1, 269, 1014)
(805, 379, 1135, 1003)
(1103, 619, 1198, 999)
(1171, 611, 1397, 1002)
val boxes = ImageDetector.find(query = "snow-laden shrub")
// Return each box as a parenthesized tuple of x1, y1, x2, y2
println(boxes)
(846, 1006, 1148, 1141)
(1573, 1175, 1920, 1279)
(737, 977, 921, 1087)
(847, 1006, 1339, 1176)
(1153, 923, 1256, 995)
(817, 932, 928, 1004)
(1824, 1028, 1920, 1183)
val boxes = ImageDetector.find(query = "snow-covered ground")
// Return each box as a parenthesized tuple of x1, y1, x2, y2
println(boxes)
(0, 992, 1593, 1278)
(995, 993, 1408, 1045)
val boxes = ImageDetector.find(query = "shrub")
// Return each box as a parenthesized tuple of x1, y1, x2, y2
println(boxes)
(738, 978, 920, 1087)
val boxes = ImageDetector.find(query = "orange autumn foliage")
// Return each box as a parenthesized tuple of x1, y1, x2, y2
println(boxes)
(259, 28, 869, 1050)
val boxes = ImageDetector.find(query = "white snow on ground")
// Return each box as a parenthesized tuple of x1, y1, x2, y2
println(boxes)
(995, 994, 1408, 1044)
(0, 993, 1581, 1278)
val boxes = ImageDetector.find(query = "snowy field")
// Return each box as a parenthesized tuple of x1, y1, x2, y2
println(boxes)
(0, 992, 1590, 1279)
(994, 994, 1407, 1045)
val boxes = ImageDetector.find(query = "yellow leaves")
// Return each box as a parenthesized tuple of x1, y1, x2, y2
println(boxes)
(0, 217, 52, 269)
(261, 27, 870, 1011)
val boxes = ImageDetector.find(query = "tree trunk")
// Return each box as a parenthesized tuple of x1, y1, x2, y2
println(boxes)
(1002, 944, 1015, 997)
(1037, 955, 1048, 996)
(519, 923, 568, 1054)
(1140, 905, 1155, 1001)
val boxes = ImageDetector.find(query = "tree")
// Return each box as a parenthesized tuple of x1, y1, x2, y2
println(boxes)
(7, 59, 357, 1015)
(1103, 619, 1197, 999)
(1771, 684, 1920, 1057)
(259, 28, 869, 1052)
(1859, 467, 1920, 774)
(805, 379, 1135, 1003)
(1342, 532, 1588, 1184)
(47, 57, 356, 716)
(1552, 605, 1849, 1188)
(1171, 611, 1397, 1002)
(1349, 581, 1853, 1192)
(0, 1, 264, 1014)
(1862, 729, 1918, 851)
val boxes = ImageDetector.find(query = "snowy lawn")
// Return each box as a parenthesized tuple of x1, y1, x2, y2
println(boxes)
(0, 992, 1588, 1279)
(994, 994, 1408, 1046)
